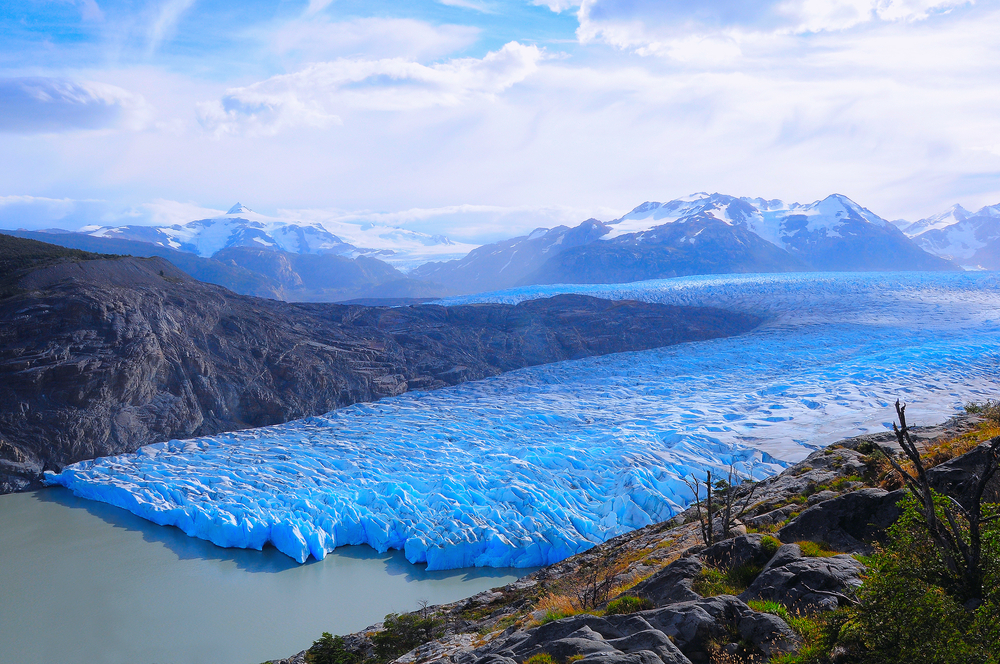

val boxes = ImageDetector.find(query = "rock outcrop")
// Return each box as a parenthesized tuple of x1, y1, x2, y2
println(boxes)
(0, 248, 760, 493)
(465, 596, 799, 664)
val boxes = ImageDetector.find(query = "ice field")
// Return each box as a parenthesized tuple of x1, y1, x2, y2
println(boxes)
(48, 272, 1000, 570)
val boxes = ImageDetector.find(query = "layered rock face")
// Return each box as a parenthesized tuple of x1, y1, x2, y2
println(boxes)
(0, 255, 760, 493)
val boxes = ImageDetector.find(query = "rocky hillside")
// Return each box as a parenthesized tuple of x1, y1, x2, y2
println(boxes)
(269, 412, 1000, 664)
(0, 235, 761, 493)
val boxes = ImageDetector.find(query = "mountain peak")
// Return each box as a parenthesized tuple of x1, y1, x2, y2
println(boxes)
(227, 203, 253, 215)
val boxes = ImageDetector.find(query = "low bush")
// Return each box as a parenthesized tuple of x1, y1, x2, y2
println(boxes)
(306, 633, 361, 664)
(761, 535, 782, 558)
(604, 596, 653, 615)
(842, 494, 1000, 664)
(966, 399, 1000, 423)
(524, 654, 556, 664)
(371, 613, 444, 663)
(796, 541, 838, 558)
(693, 563, 763, 596)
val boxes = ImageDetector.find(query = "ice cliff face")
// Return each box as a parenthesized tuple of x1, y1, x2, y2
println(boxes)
(47, 272, 1000, 570)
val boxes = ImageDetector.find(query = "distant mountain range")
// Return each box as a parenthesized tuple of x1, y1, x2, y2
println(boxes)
(3, 194, 994, 300)
(899, 203, 1000, 270)
(413, 193, 958, 293)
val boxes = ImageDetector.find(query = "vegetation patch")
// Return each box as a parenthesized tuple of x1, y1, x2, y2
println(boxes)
(761, 535, 782, 558)
(796, 541, 839, 558)
(604, 596, 653, 615)
(306, 633, 362, 664)
(524, 654, 556, 664)
(371, 613, 445, 663)
(693, 563, 764, 597)
(0, 233, 117, 296)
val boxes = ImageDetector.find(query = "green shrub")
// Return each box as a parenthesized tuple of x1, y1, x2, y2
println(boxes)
(371, 613, 444, 663)
(306, 633, 361, 664)
(797, 541, 838, 558)
(693, 563, 763, 596)
(604, 596, 653, 615)
(538, 609, 569, 625)
(965, 399, 1000, 423)
(524, 654, 556, 664)
(842, 494, 1000, 664)
(761, 535, 782, 558)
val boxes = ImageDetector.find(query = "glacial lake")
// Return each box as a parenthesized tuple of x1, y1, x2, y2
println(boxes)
(0, 488, 527, 664)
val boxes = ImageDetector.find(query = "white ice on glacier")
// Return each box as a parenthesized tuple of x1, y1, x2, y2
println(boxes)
(47, 272, 1000, 570)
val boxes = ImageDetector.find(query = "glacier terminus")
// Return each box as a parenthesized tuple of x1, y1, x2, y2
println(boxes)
(47, 272, 1000, 570)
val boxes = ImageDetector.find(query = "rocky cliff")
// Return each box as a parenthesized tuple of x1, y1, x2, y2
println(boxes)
(0, 240, 760, 493)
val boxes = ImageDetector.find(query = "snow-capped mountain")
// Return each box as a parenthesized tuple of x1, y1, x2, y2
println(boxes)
(605, 192, 940, 271)
(901, 204, 972, 236)
(417, 192, 954, 295)
(79, 203, 477, 271)
(81, 203, 356, 258)
(907, 203, 1000, 270)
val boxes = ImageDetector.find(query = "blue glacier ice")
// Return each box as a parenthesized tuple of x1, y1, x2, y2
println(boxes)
(47, 272, 1000, 569)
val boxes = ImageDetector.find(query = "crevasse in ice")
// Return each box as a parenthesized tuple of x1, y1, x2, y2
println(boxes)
(47, 272, 1000, 569)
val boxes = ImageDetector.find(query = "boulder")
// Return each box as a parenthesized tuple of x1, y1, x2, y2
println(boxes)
(700, 535, 774, 570)
(740, 555, 865, 612)
(641, 596, 800, 663)
(605, 629, 691, 664)
(762, 544, 802, 572)
(627, 557, 703, 607)
(474, 615, 694, 664)
(927, 440, 1000, 511)
(777, 488, 905, 552)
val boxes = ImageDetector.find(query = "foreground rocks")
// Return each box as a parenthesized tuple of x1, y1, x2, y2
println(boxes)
(0, 247, 760, 493)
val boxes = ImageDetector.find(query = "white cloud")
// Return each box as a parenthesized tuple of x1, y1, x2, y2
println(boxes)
(577, 0, 974, 57)
(532, 0, 581, 11)
(0, 195, 113, 230)
(305, 0, 335, 15)
(199, 41, 543, 136)
(294, 203, 624, 242)
(271, 17, 480, 61)
(0, 77, 149, 133)
(438, 0, 496, 13)
(148, 0, 197, 52)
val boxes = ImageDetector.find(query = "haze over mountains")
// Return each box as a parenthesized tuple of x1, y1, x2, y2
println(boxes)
(4, 193, 994, 301)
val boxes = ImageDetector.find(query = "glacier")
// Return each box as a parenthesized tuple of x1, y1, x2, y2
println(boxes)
(47, 272, 1000, 570)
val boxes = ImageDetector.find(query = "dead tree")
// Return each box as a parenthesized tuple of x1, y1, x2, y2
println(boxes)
(719, 463, 761, 539)
(685, 464, 760, 545)
(685, 471, 715, 545)
(886, 400, 1000, 607)
(575, 552, 621, 610)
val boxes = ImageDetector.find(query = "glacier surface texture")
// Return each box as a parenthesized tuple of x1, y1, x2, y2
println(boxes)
(48, 272, 1000, 569)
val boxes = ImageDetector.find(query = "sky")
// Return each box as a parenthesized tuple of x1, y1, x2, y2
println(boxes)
(1, 0, 999, 242)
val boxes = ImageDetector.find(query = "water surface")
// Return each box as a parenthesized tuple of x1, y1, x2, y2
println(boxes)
(0, 488, 527, 664)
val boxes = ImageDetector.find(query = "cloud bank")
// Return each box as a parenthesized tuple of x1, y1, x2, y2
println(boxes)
(0, 77, 147, 133)
(198, 41, 543, 135)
